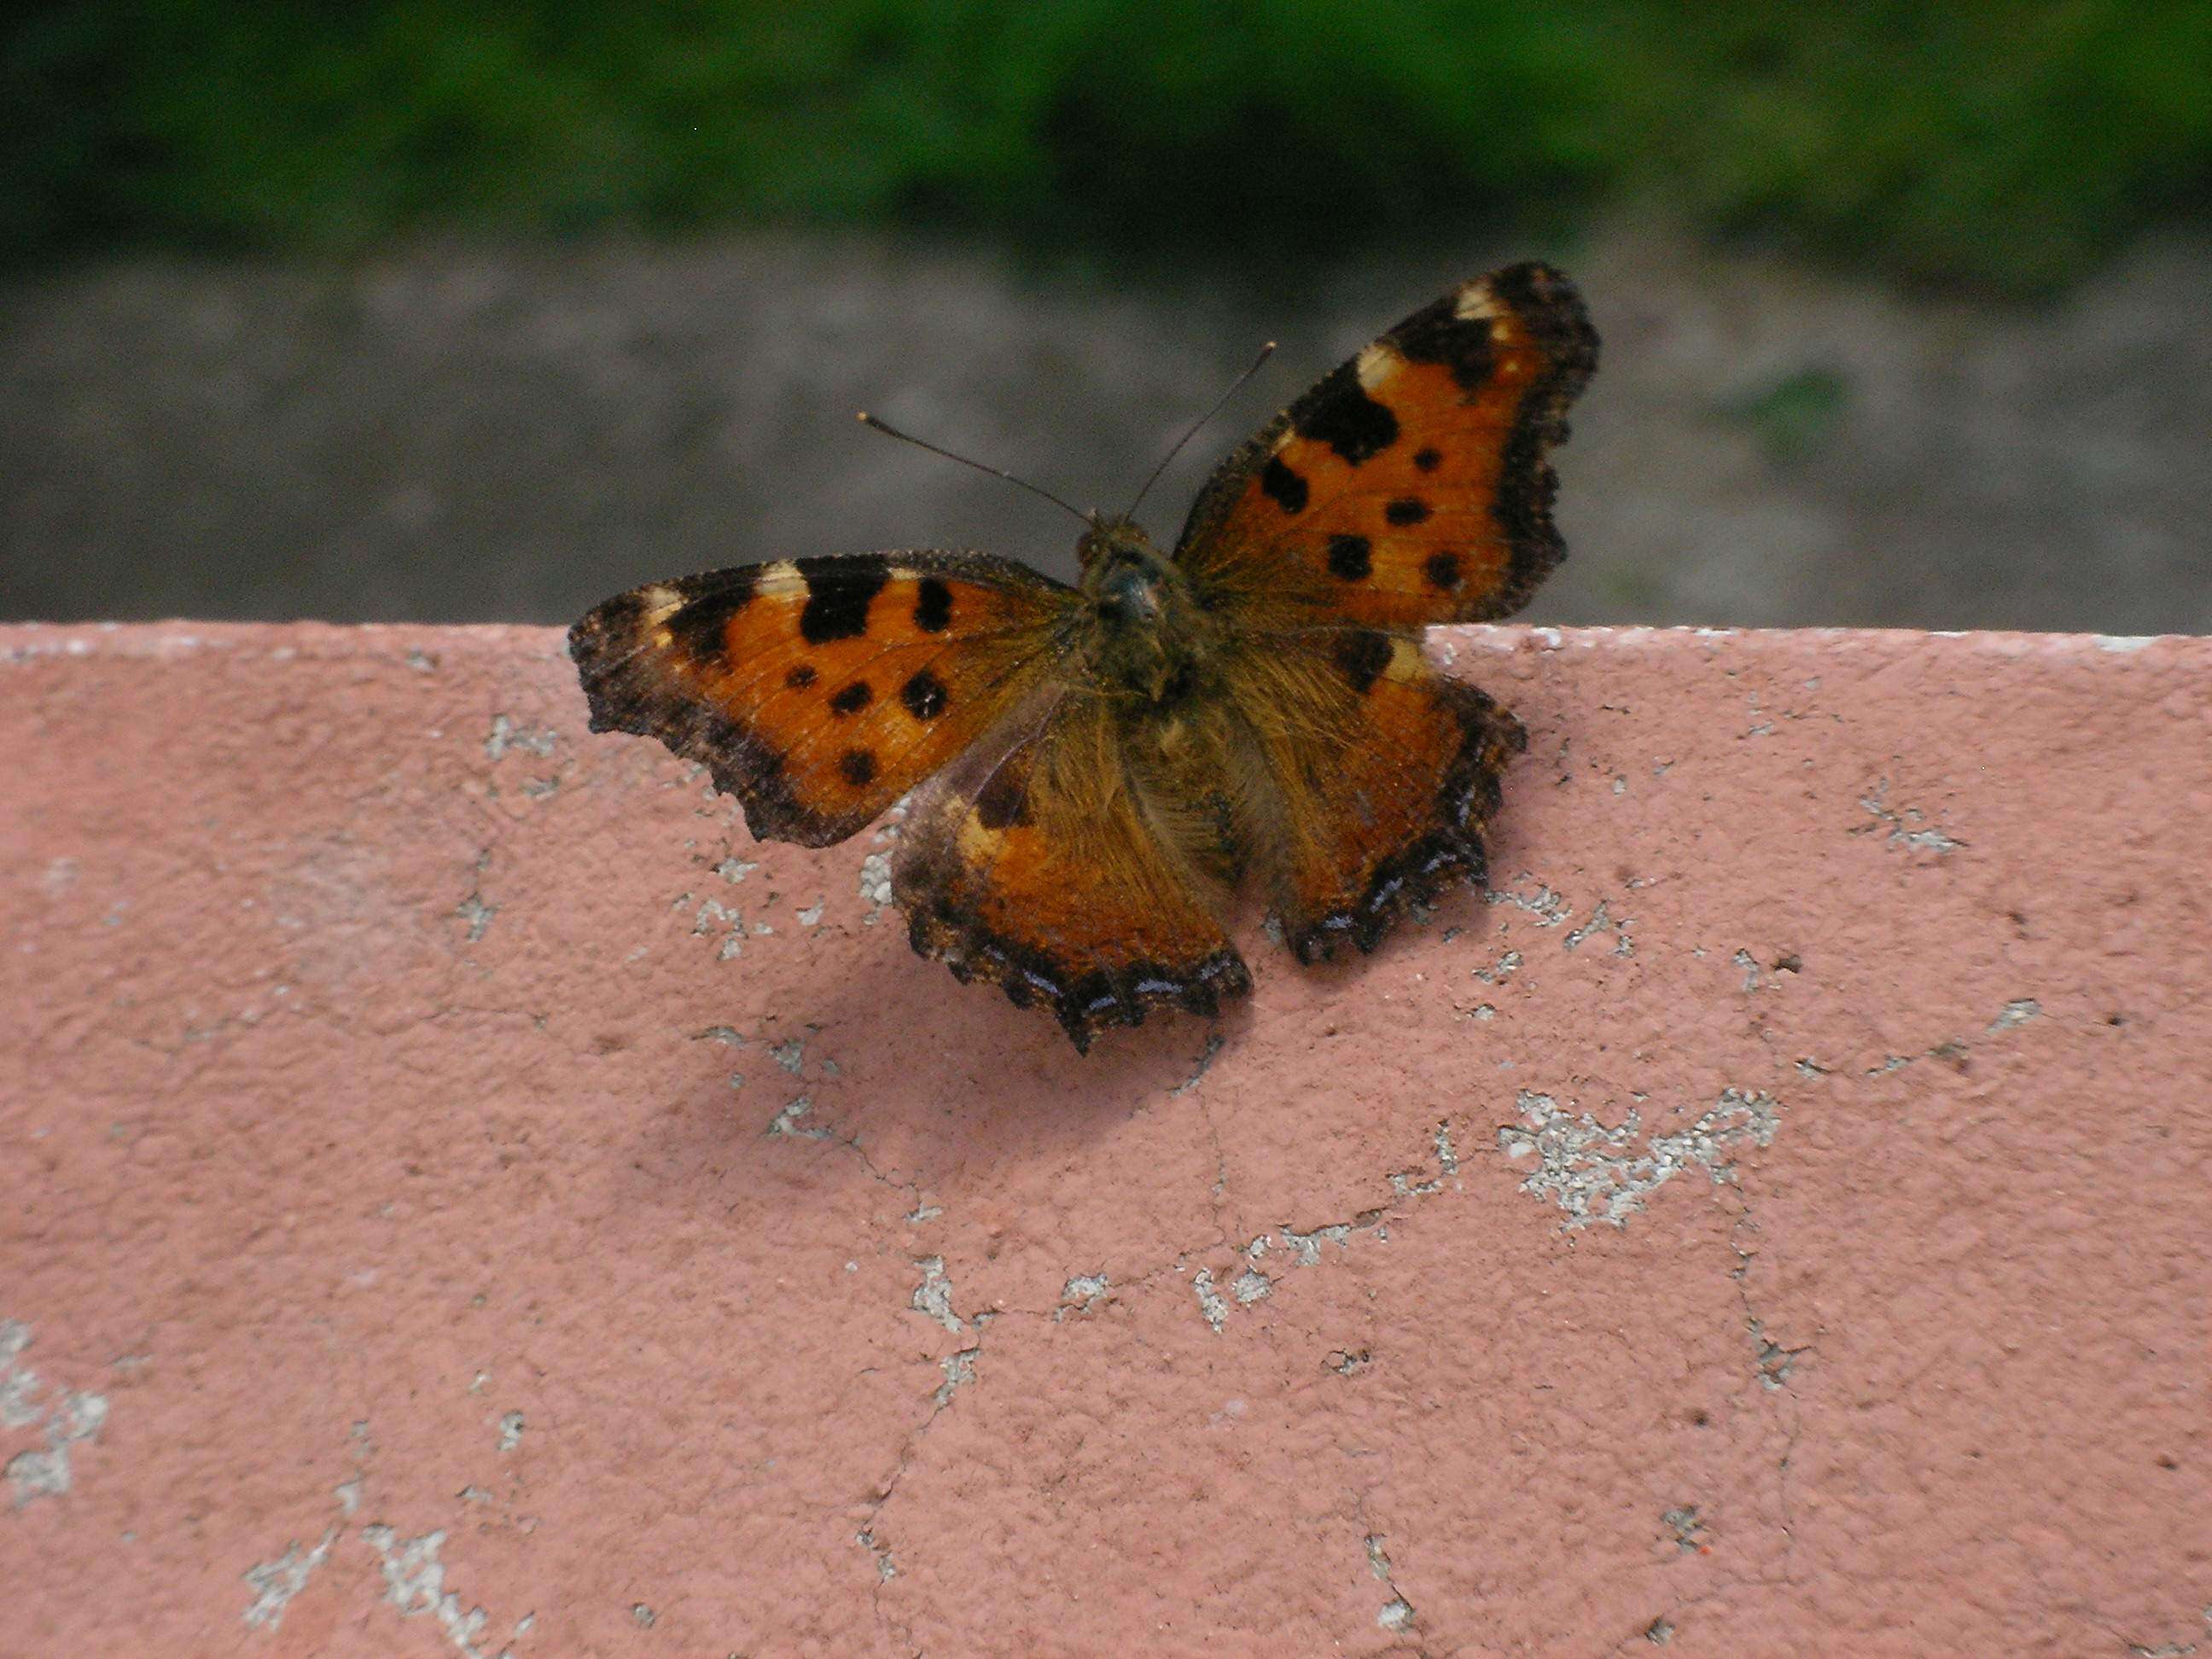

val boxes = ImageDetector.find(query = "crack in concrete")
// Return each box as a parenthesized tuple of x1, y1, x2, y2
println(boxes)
(1187, 1122, 1458, 1334)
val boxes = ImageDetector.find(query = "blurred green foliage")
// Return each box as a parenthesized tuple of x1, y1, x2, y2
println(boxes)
(8, 0, 2209, 288)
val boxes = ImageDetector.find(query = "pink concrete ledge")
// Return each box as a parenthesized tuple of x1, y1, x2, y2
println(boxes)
(3, 621, 2209, 1655)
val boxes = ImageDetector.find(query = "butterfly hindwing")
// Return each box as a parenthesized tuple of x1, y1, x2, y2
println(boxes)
(1214, 628, 1527, 962)
(1173, 262, 1596, 631)
(894, 689, 1253, 1051)
(569, 551, 1073, 847)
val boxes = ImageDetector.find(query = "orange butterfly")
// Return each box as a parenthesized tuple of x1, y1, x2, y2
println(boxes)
(570, 263, 1598, 1051)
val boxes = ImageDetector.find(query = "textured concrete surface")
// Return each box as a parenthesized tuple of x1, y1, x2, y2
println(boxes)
(3, 621, 2209, 1656)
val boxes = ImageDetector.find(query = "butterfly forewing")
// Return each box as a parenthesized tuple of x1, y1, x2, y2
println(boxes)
(569, 551, 1074, 847)
(1173, 262, 1596, 631)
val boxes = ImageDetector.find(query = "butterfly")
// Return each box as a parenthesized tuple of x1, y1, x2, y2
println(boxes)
(569, 263, 1598, 1051)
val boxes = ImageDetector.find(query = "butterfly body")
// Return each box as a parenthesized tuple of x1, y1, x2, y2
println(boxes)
(1074, 515, 1208, 709)
(572, 263, 1597, 1051)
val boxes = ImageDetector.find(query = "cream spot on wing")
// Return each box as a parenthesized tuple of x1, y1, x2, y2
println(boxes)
(1453, 284, 1500, 323)
(1355, 342, 1405, 393)
(1384, 636, 1425, 684)
(956, 814, 1004, 865)
(637, 585, 685, 644)
(758, 560, 806, 592)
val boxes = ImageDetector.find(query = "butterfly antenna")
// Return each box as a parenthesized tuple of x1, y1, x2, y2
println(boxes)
(857, 411, 1094, 528)
(1125, 339, 1277, 520)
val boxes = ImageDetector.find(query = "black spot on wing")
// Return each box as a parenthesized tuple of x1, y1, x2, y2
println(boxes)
(798, 556, 889, 644)
(1423, 550, 1463, 591)
(914, 577, 954, 633)
(1385, 498, 1430, 527)
(1326, 535, 1372, 580)
(840, 748, 878, 787)
(974, 763, 1030, 830)
(1390, 295, 1497, 392)
(1413, 446, 1442, 472)
(900, 668, 948, 719)
(830, 681, 872, 715)
(1260, 454, 1309, 514)
(784, 663, 818, 690)
(1333, 628, 1394, 696)
(1292, 363, 1400, 464)
(665, 571, 759, 667)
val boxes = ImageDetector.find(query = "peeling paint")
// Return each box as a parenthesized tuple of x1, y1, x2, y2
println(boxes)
(483, 715, 556, 761)
(1499, 1090, 1780, 1230)
(1057, 1274, 1109, 1319)
(242, 1528, 336, 1628)
(1563, 899, 1633, 957)
(1487, 877, 1570, 927)
(1191, 1268, 1229, 1333)
(857, 852, 894, 919)
(933, 1348, 980, 1406)
(909, 1258, 964, 1334)
(767, 1095, 827, 1139)
(363, 1524, 514, 1659)
(1473, 948, 1523, 984)
(1858, 778, 1965, 854)
(2, 1324, 108, 1507)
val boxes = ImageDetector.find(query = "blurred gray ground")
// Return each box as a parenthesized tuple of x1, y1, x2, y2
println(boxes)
(3, 215, 2207, 633)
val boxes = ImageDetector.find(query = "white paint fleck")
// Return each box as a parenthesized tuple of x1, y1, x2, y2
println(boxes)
(1435, 1121, 1459, 1177)
(766, 1095, 827, 1139)
(0, 1320, 40, 1427)
(1058, 1274, 1109, 1318)
(496, 1411, 524, 1452)
(2093, 634, 2156, 653)
(857, 852, 894, 918)
(1231, 1268, 1272, 1306)
(1860, 778, 1965, 854)
(1989, 998, 2042, 1032)
(909, 1257, 964, 1333)
(796, 898, 825, 926)
(1563, 899, 1633, 957)
(1379, 1597, 1415, 1630)
(1280, 1223, 1353, 1267)
(933, 1348, 980, 1406)
(1487, 878, 1569, 927)
(483, 715, 556, 761)
(242, 1528, 336, 1628)
(3, 1326, 108, 1508)
(1192, 1268, 1229, 1334)
(1473, 948, 1522, 983)
(455, 893, 495, 944)
(771, 1037, 806, 1074)
(1500, 1089, 1780, 1230)
(362, 1525, 504, 1657)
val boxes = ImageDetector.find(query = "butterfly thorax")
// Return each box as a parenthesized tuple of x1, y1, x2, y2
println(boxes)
(1074, 515, 1206, 707)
